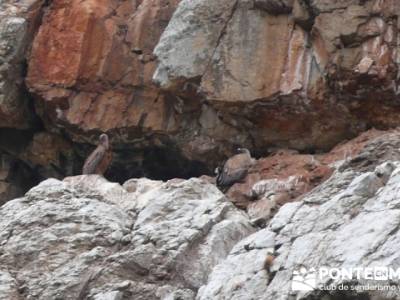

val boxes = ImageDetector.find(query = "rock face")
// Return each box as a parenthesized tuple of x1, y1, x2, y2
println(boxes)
(23, 0, 400, 177)
(26, 0, 181, 142)
(1, 0, 397, 198)
(154, 0, 400, 154)
(0, 0, 43, 128)
(25, 0, 217, 182)
(225, 129, 384, 221)
(197, 130, 400, 299)
(0, 175, 253, 299)
(3, 131, 400, 299)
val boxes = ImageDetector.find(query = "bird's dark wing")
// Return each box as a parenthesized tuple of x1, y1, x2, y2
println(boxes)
(82, 147, 106, 175)
(217, 167, 248, 188)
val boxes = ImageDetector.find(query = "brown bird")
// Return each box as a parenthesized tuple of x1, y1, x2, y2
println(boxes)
(82, 134, 112, 175)
(215, 148, 255, 192)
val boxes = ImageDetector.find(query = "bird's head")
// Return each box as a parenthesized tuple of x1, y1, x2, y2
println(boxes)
(99, 134, 109, 146)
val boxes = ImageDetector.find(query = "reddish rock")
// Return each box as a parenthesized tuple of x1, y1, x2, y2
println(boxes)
(226, 150, 333, 209)
(12, 0, 400, 191)
(27, 0, 180, 137)
(226, 129, 386, 214)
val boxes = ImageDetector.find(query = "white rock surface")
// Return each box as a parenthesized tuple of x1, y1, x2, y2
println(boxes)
(198, 139, 400, 299)
(4, 132, 400, 299)
(0, 176, 254, 299)
(153, 0, 238, 89)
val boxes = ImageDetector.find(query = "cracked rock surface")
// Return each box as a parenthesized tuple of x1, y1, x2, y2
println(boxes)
(197, 130, 400, 300)
(2, 0, 400, 202)
(0, 0, 43, 128)
(153, 0, 400, 157)
(2, 131, 400, 299)
(0, 175, 253, 299)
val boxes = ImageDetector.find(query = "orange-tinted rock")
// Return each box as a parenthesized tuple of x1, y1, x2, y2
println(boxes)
(22, 0, 400, 182)
(226, 150, 333, 209)
(226, 129, 385, 211)
(27, 0, 180, 137)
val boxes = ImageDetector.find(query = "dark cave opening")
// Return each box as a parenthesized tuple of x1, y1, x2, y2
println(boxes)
(0, 119, 380, 204)
(0, 125, 215, 205)
(0, 153, 43, 205)
(105, 145, 212, 184)
(7, 159, 43, 194)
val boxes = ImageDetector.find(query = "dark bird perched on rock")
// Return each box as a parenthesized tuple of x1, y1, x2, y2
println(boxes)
(215, 148, 255, 192)
(82, 134, 112, 175)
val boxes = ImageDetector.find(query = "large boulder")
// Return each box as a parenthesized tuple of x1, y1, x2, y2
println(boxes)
(0, 175, 254, 299)
(25, 0, 216, 180)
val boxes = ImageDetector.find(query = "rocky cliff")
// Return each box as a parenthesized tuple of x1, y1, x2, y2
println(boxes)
(2, 130, 400, 299)
(1, 0, 400, 203)
(2, 1, 400, 298)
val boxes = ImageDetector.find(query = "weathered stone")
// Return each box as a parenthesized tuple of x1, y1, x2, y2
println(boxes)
(0, 271, 19, 300)
(198, 130, 400, 299)
(27, 0, 180, 136)
(0, 175, 254, 299)
(152, 0, 400, 159)
(0, 0, 43, 128)
(20, 132, 75, 177)
(197, 229, 276, 300)
(225, 149, 333, 209)
(19, 0, 400, 179)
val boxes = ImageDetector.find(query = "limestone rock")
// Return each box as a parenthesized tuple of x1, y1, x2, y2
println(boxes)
(198, 130, 400, 299)
(0, 175, 254, 299)
(153, 0, 238, 90)
(153, 0, 400, 157)
(225, 149, 333, 209)
(0, 0, 43, 128)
